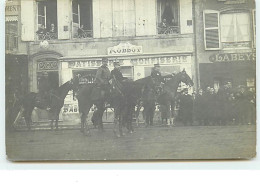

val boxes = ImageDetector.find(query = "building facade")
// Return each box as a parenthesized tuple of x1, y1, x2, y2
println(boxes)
(18, 0, 195, 121)
(194, 0, 256, 91)
(6, 0, 28, 110)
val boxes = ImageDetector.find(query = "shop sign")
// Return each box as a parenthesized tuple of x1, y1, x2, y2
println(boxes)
(67, 55, 191, 68)
(107, 42, 142, 55)
(68, 60, 110, 68)
(209, 52, 256, 63)
(131, 55, 191, 66)
(37, 61, 59, 70)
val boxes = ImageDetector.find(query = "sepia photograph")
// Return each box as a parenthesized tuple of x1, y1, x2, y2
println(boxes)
(5, 0, 256, 161)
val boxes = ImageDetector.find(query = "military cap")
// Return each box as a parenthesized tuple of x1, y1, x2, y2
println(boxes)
(154, 63, 160, 67)
(113, 61, 120, 66)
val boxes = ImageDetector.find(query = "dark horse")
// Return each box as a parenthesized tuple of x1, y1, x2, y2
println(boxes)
(13, 79, 76, 130)
(77, 76, 149, 136)
(138, 70, 194, 126)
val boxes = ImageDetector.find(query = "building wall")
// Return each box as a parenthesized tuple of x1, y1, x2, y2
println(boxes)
(194, 0, 256, 89)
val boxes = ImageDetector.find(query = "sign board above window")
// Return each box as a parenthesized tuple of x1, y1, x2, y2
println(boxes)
(107, 42, 143, 55)
(209, 52, 256, 62)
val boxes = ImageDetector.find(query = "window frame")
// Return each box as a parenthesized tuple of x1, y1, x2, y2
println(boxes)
(203, 10, 221, 50)
(112, 0, 136, 37)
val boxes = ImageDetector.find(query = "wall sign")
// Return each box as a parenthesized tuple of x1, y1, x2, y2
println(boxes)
(107, 42, 143, 55)
(209, 52, 256, 63)
(38, 61, 59, 70)
(67, 55, 191, 69)
(131, 56, 191, 66)
(5, 1, 20, 16)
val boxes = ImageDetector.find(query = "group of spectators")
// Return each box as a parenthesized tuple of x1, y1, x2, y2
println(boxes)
(36, 23, 57, 40)
(177, 83, 256, 126)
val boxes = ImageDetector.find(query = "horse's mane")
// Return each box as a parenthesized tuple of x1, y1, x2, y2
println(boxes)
(134, 76, 152, 84)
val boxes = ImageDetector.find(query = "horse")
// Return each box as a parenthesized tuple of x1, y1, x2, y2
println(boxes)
(157, 70, 194, 125)
(13, 79, 76, 130)
(77, 75, 150, 136)
(136, 70, 194, 127)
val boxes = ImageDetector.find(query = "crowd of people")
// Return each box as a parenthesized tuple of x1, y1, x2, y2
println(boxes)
(177, 84, 256, 126)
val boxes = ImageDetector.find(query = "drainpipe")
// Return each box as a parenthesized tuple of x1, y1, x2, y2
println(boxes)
(192, 0, 200, 90)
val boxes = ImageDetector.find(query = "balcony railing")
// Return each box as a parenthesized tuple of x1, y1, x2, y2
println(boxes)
(74, 28, 93, 39)
(37, 32, 58, 40)
(157, 26, 180, 35)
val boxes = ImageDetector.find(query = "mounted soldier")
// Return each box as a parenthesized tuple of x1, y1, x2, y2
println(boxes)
(151, 63, 165, 95)
(94, 57, 111, 101)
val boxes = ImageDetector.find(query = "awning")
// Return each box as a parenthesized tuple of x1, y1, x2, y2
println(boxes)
(5, 15, 18, 22)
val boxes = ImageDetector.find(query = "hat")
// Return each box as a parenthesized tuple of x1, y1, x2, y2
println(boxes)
(113, 61, 120, 66)
(102, 57, 108, 62)
(154, 63, 160, 67)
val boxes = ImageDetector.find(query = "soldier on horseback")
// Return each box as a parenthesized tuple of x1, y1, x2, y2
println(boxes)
(94, 57, 111, 100)
(111, 61, 128, 83)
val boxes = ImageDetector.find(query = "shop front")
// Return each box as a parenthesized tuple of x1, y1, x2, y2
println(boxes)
(59, 52, 194, 122)
(199, 52, 256, 91)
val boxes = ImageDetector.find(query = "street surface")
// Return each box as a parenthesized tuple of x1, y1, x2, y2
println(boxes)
(6, 123, 256, 161)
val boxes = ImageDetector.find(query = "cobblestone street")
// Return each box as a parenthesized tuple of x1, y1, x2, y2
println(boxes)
(6, 124, 256, 161)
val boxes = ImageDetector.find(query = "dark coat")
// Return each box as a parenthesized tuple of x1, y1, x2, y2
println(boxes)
(94, 65, 111, 85)
(111, 68, 127, 82)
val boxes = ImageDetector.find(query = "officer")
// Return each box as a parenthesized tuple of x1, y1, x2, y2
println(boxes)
(151, 63, 163, 82)
(94, 57, 111, 99)
(37, 71, 51, 110)
(110, 61, 128, 82)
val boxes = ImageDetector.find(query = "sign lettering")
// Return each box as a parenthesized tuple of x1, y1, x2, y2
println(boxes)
(38, 61, 59, 70)
(209, 52, 256, 63)
(67, 55, 191, 68)
(107, 42, 143, 55)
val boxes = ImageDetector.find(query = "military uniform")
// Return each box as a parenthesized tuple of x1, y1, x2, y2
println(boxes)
(93, 59, 111, 101)
(111, 68, 127, 82)
(95, 65, 111, 86)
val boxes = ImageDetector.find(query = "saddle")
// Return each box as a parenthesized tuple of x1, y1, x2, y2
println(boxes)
(91, 84, 111, 101)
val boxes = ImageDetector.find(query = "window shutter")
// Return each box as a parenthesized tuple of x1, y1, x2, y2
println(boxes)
(99, 0, 113, 38)
(252, 9, 256, 48)
(21, 0, 35, 41)
(203, 10, 220, 50)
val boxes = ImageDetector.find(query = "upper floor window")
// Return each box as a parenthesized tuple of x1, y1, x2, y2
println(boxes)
(220, 12, 251, 49)
(112, 0, 135, 37)
(203, 10, 254, 50)
(72, 0, 93, 39)
(36, 0, 58, 40)
(157, 0, 179, 35)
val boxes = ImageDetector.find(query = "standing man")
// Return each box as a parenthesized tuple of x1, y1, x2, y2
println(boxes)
(179, 88, 193, 126)
(94, 57, 111, 100)
(37, 71, 51, 109)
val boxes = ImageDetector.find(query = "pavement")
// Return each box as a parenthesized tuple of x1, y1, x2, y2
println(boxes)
(5, 122, 256, 161)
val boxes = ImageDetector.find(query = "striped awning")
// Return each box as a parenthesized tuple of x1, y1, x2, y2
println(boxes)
(5, 16, 18, 22)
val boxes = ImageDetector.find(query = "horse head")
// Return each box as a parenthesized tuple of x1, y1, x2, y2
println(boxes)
(178, 69, 194, 87)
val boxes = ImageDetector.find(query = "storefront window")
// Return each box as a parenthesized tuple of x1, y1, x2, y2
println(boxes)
(72, 0, 93, 39)
(36, 0, 58, 40)
(157, 0, 179, 34)
(73, 69, 97, 89)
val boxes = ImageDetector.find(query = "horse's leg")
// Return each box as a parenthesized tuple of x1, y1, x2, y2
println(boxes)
(113, 108, 120, 137)
(24, 107, 34, 130)
(55, 111, 59, 130)
(96, 102, 105, 132)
